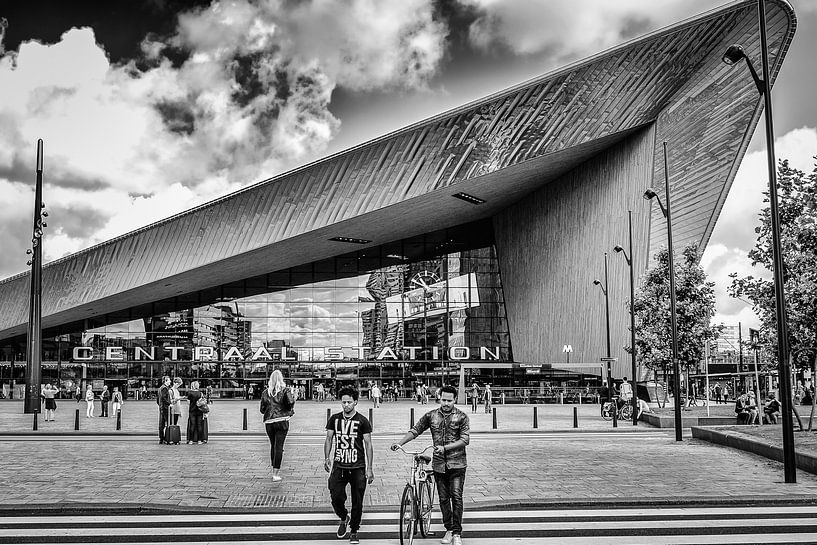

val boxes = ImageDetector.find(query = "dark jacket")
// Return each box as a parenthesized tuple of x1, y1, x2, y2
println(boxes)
(188, 390, 204, 417)
(158, 384, 171, 408)
(409, 406, 470, 473)
(260, 388, 295, 421)
(101, 389, 110, 403)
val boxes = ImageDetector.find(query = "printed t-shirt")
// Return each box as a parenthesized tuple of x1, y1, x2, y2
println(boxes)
(326, 411, 372, 469)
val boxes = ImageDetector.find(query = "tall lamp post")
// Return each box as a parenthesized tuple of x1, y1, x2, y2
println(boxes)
(24, 140, 47, 414)
(614, 210, 638, 426)
(721, 0, 795, 482)
(593, 252, 613, 402)
(644, 147, 682, 441)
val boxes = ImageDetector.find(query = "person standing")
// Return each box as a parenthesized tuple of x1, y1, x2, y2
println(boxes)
(618, 377, 633, 410)
(140, 383, 147, 401)
(157, 376, 171, 444)
(370, 382, 381, 408)
(260, 370, 296, 482)
(111, 386, 123, 417)
(75, 384, 82, 403)
(469, 383, 479, 413)
(391, 385, 470, 545)
(42, 383, 58, 422)
(170, 378, 183, 425)
(100, 385, 110, 417)
(205, 384, 213, 405)
(247, 384, 255, 400)
(325, 386, 373, 544)
(84, 385, 95, 418)
(482, 384, 492, 414)
(186, 381, 205, 444)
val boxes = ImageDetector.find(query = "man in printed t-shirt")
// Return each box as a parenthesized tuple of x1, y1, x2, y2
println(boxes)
(325, 386, 374, 544)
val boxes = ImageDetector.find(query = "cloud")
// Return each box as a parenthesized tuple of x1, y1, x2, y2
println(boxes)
(0, 0, 448, 279)
(462, 0, 717, 62)
(703, 126, 817, 328)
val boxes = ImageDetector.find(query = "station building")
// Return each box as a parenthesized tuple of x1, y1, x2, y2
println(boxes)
(0, 0, 796, 401)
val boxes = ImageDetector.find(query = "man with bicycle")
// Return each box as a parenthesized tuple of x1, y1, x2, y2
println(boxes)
(617, 377, 633, 411)
(391, 385, 470, 545)
(325, 386, 374, 544)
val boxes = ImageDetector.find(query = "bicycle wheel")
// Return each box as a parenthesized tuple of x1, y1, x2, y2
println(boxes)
(601, 402, 612, 421)
(418, 479, 435, 537)
(399, 484, 416, 545)
(620, 402, 633, 420)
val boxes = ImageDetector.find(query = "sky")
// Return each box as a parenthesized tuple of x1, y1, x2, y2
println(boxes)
(1, 0, 816, 333)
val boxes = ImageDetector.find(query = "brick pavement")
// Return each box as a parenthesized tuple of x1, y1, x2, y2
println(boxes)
(2, 415, 817, 513)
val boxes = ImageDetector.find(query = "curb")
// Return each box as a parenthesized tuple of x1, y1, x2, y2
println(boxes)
(2, 495, 817, 516)
(691, 426, 817, 474)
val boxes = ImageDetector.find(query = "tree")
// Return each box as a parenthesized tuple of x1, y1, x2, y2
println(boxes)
(633, 244, 720, 406)
(729, 158, 817, 428)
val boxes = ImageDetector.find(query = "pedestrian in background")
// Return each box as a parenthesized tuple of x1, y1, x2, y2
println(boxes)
(42, 383, 58, 421)
(261, 369, 296, 482)
(205, 384, 213, 404)
(170, 378, 183, 425)
(370, 382, 381, 408)
(483, 384, 493, 413)
(84, 385, 95, 418)
(75, 384, 82, 403)
(187, 381, 205, 444)
(157, 376, 172, 444)
(469, 382, 479, 413)
(100, 385, 110, 417)
(111, 386, 123, 416)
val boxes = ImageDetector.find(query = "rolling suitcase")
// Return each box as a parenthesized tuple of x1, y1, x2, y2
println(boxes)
(165, 407, 181, 445)
(202, 416, 209, 443)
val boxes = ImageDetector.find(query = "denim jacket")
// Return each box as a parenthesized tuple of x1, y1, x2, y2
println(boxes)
(409, 406, 470, 472)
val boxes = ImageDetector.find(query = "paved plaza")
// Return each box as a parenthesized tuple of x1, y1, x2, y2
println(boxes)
(2, 399, 817, 514)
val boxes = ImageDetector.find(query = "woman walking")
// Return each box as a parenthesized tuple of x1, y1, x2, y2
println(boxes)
(84, 385, 95, 418)
(111, 386, 124, 416)
(42, 383, 58, 421)
(186, 381, 205, 444)
(260, 370, 296, 482)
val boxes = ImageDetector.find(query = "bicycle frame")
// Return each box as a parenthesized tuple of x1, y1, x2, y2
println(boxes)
(395, 445, 435, 545)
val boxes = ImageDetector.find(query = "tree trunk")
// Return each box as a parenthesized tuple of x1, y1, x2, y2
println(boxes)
(809, 357, 817, 431)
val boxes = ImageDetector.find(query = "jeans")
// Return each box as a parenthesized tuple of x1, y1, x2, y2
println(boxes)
(158, 407, 168, 441)
(264, 421, 289, 469)
(328, 467, 367, 532)
(435, 467, 466, 535)
(187, 413, 204, 442)
(101, 401, 109, 417)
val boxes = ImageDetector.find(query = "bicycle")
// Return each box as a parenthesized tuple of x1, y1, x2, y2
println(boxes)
(393, 444, 435, 545)
(601, 396, 633, 421)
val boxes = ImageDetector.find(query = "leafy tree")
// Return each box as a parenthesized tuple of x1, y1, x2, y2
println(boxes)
(633, 244, 720, 406)
(729, 158, 817, 365)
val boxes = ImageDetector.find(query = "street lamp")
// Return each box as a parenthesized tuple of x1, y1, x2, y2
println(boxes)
(644, 146, 682, 441)
(614, 210, 638, 426)
(721, 0, 795, 483)
(593, 252, 613, 403)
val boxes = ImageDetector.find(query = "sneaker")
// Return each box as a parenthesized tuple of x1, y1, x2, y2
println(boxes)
(452, 536, 462, 545)
(272, 475, 282, 482)
(441, 530, 453, 544)
(337, 514, 350, 538)
(349, 531, 359, 544)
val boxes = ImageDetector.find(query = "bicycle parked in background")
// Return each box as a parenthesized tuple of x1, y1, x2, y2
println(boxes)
(601, 396, 633, 421)
(394, 444, 435, 545)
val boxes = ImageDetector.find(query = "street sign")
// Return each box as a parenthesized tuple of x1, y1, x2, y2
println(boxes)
(599, 357, 618, 362)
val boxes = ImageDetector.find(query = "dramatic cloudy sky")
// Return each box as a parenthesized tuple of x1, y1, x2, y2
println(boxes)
(1, 0, 816, 332)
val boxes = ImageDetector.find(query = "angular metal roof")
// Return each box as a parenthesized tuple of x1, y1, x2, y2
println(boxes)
(0, 0, 797, 340)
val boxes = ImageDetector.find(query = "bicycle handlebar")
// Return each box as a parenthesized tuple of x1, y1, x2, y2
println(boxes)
(393, 444, 434, 456)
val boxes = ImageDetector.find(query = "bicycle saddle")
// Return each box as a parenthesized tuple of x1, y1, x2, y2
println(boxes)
(417, 453, 432, 464)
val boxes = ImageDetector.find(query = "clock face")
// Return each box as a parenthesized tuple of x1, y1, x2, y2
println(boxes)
(410, 270, 441, 290)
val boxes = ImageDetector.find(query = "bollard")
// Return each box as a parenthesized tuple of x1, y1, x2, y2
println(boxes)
(410, 407, 414, 428)
(492, 407, 497, 429)
(75, 409, 80, 431)
(327, 408, 331, 426)
(116, 409, 122, 431)
(612, 404, 618, 428)
(573, 406, 578, 428)
(368, 408, 373, 428)
(559, 392, 563, 404)
(243, 408, 248, 431)
(533, 406, 538, 429)
(33, 412, 38, 431)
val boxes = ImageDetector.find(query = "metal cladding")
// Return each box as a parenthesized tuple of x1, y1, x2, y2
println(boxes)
(0, 0, 797, 340)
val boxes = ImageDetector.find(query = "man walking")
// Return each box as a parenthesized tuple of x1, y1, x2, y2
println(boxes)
(157, 376, 171, 444)
(391, 385, 470, 545)
(100, 385, 110, 417)
(325, 386, 374, 544)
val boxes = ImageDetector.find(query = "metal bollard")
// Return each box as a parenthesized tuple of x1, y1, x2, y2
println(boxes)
(612, 404, 618, 428)
(573, 406, 578, 428)
(243, 408, 248, 431)
(75, 409, 80, 431)
(410, 407, 414, 428)
(116, 409, 122, 431)
(327, 408, 331, 426)
(533, 406, 538, 429)
(559, 392, 564, 404)
(492, 407, 497, 429)
(368, 408, 373, 428)
(33, 412, 38, 431)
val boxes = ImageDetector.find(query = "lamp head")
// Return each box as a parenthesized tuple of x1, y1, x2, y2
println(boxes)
(613, 245, 624, 253)
(722, 44, 745, 66)
(643, 188, 658, 200)
(593, 279, 601, 286)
